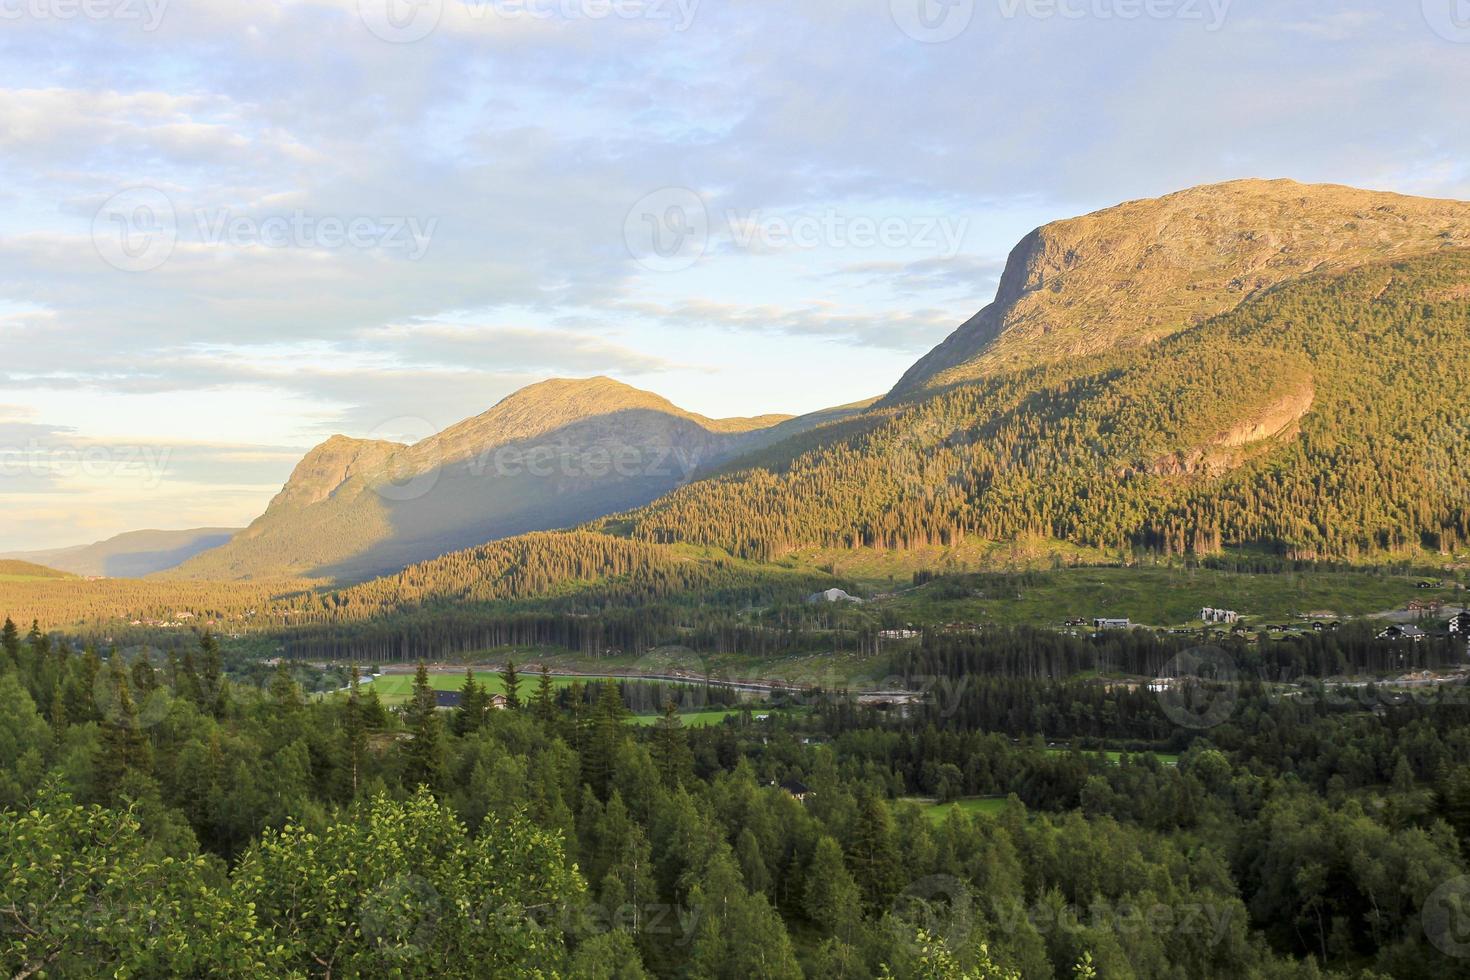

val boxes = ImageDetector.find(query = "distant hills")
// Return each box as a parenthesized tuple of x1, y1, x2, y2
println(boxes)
(50, 178, 1470, 589)
(0, 559, 73, 580)
(170, 377, 866, 582)
(1, 528, 240, 578)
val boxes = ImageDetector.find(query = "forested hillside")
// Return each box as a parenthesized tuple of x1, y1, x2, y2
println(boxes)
(601, 250, 1470, 562)
(7, 621, 1470, 977)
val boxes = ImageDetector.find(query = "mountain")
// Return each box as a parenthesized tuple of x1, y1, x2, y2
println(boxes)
(169, 377, 842, 583)
(0, 559, 73, 580)
(1, 528, 240, 578)
(888, 179, 1470, 399)
(592, 181, 1470, 564)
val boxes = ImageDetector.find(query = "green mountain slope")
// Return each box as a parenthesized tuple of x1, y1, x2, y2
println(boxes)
(888, 179, 1470, 399)
(0, 560, 73, 580)
(168, 378, 833, 583)
(1, 528, 241, 577)
(594, 248, 1470, 562)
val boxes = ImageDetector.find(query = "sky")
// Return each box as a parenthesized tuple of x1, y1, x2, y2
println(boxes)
(1, 0, 1469, 551)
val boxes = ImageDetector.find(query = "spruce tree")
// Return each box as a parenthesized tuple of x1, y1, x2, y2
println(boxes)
(96, 654, 150, 798)
(1, 616, 18, 664)
(533, 665, 556, 724)
(343, 666, 367, 799)
(454, 668, 489, 735)
(199, 632, 226, 718)
(268, 661, 303, 711)
(500, 659, 521, 710)
(650, 699, 692, 789)
(404, 662, 442, 791)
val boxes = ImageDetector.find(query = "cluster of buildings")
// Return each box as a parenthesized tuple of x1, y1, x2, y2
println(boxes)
(1200, 607, 1240, 624)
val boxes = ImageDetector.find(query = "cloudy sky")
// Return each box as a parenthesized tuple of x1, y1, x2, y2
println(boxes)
(1, 0, 1468, 550)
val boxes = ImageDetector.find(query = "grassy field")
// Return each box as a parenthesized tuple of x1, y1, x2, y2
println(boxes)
(878, 565, 1460, 628)
(363, 670, 775, 726)
(908, 796, 1011, 824)
(365, 670, 602, 705)
(1043, 748, 1180, 766)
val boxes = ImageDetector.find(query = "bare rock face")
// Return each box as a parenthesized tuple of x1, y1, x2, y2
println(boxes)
(1150, 379, 1316, 478)
(889, 179, 1470, 398)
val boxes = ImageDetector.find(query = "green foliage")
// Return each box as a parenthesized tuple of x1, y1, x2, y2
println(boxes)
(235, 789, 584, 978)
(0, 784, 268, 978)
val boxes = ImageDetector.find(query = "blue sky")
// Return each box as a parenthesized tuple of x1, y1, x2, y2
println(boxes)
(2, 0, 1469, 550)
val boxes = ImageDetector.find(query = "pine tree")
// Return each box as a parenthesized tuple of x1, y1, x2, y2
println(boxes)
(501, 659, 521, 710)
(584, 681, 628, 799)
(199, 632, 226, 718)
(651, 699, 692, 789)
(454, 668, 489, 735)
(343, 666, 367, 799)
(533, 665, 556, 724)
(803, 836, 862, 942)
(96, 653, 150, 798)
(849, 790, 903, 911)
(404, 661, 442, 791)
(1, 616, 19, 664)
(178, 649, 204, 706)
(268, 661, 303, 711)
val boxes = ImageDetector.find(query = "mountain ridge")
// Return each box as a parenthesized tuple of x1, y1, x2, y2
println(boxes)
(168, 377, 829, 582)
(888, 178, 1470, 398)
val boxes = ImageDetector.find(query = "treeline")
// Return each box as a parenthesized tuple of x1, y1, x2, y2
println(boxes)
(599, 251, 1470, 563)
(893, 625, 1467, 687)
(8, 620, 1470, 975)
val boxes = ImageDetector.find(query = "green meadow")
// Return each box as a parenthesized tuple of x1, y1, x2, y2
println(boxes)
(880, 565, 1453, 629)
